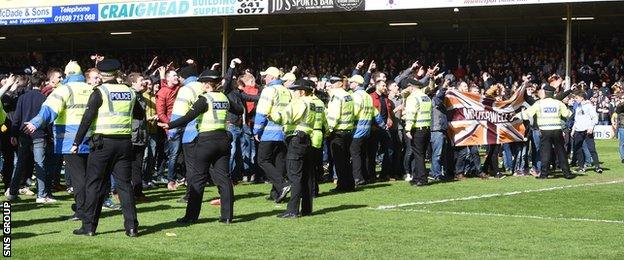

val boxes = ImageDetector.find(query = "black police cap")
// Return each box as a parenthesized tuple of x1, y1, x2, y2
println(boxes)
(96, 59, 121, 73)
(197, 69, 222, 82)
(402, 77, 423, 88)
(288, 79, 313, 91)
(178, 65, 197, 79)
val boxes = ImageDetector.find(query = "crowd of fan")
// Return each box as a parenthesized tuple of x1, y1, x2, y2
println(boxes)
(0, 37, 623, 207)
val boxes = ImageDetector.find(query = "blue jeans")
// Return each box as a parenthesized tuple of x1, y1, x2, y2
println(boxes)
(10, 137, 49, 198)
(582, 140, 593, 165)
(143, 133, 158, 182)
(429, 131, 445, 178)
(241, 124, 258, 176)
(531, 130, 542, 172)
(502, 143, 513, 171)
(619, 128, 624, 160)
(227, 124, 243, 180)
(511, 142, 528, 172)
(166, 134, 182, 182)
(454, 146, 480, 175)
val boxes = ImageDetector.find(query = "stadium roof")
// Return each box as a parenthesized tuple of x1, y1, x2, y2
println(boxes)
(0, 1, 623, 52)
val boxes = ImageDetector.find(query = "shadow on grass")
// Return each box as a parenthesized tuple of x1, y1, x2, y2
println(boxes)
(316, 183, 391, 198)
(233, 191, 268, 201)
(13, 204, 179, 228)
(311, 204, 367, 216)
(135, 204, 367, 236)
(12, 231, 60, 240)
(12, 202, 62, 212)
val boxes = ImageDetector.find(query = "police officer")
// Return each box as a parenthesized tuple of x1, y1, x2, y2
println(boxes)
(25, 61, 93, 221)
(270, 79, 316, 218)
(326, 76, 355, 192)
(310, 84, 328, 196)
(162, 69, 243, 224)
(253, 67, 292, 203)
(169, 62, 203, 203)
(518, 75, 575, 179)
(349, 75, 386, 185)
(403, 78, 433, 187)
(71, 59, 143, 237)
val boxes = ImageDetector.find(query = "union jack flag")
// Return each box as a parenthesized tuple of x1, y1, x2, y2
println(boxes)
(444, 87, 528, 146)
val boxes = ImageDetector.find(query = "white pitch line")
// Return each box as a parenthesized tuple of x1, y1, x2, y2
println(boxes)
(375, 179, 624, 210)
(376, 208, 624, 225)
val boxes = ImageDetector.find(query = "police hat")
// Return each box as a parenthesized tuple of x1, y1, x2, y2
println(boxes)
(402, 77, 423, 88)
(197, 69, 222, 83)
(96, 59, 121, 76)
(178, 65, 197, 79)
(288, 79, 313, 91)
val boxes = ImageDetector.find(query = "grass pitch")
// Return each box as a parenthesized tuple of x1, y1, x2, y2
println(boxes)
(7, 140, 624, 259)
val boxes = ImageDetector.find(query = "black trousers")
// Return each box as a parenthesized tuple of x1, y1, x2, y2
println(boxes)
(573, 131, 601, 168)
(330, 132, 353, 191)
(410, 129, 431, 183)
(185, 132, 233, 220)
(402, 131, 416, 176)
(285, 134, 313, 215)
(83, 138, 137, 233)
(311, 147, 323, 195)
(180, 143, 196, 200)
(368, 129, 395, 180)
(350, 137, 368, 182)
(483, 144, 501, 175)
(257, 141, 288, 199)
(540, 130, 571, 176)
(64, 154, 88, 220)
(0, 128, 15, 189)
(131, 145, 146, 198)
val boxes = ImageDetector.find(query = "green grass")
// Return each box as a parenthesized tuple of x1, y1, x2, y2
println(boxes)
(8, 140, 624, 259)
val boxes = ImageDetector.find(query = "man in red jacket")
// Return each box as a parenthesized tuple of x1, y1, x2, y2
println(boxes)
(156, 67, 181, 190)
(368, 80, 396, 181)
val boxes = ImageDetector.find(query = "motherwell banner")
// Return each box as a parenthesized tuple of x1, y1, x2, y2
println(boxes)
(444, 88, 527, 146)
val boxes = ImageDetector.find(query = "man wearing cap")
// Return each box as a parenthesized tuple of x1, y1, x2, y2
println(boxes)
(326, 76, 355, 192)
(269, 79, 316, 218)
(349, 75, 387, 185)
(403, 78, 433, 187)
(70, 59, 143, 237)
(24, 61, 93, 219)
(162, 68, 243, 224)
(253, 67, 292, 203)
(517, 75, 575, 179)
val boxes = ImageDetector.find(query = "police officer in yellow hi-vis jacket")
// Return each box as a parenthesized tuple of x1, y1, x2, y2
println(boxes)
(310, 86, 328, 196)
(25, 61, 93, 222)
(270, 79, 316, 218)
(253, 67, 293, 203)
(71, 59, 144, 237)
(162, 69, 243, 224)
(403, 78, 433, 187)
(518, 75, 575, 179)
(326, 76, 355, 192)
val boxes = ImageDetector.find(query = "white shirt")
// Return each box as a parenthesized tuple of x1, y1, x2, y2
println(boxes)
(573, 101, 598, 132)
